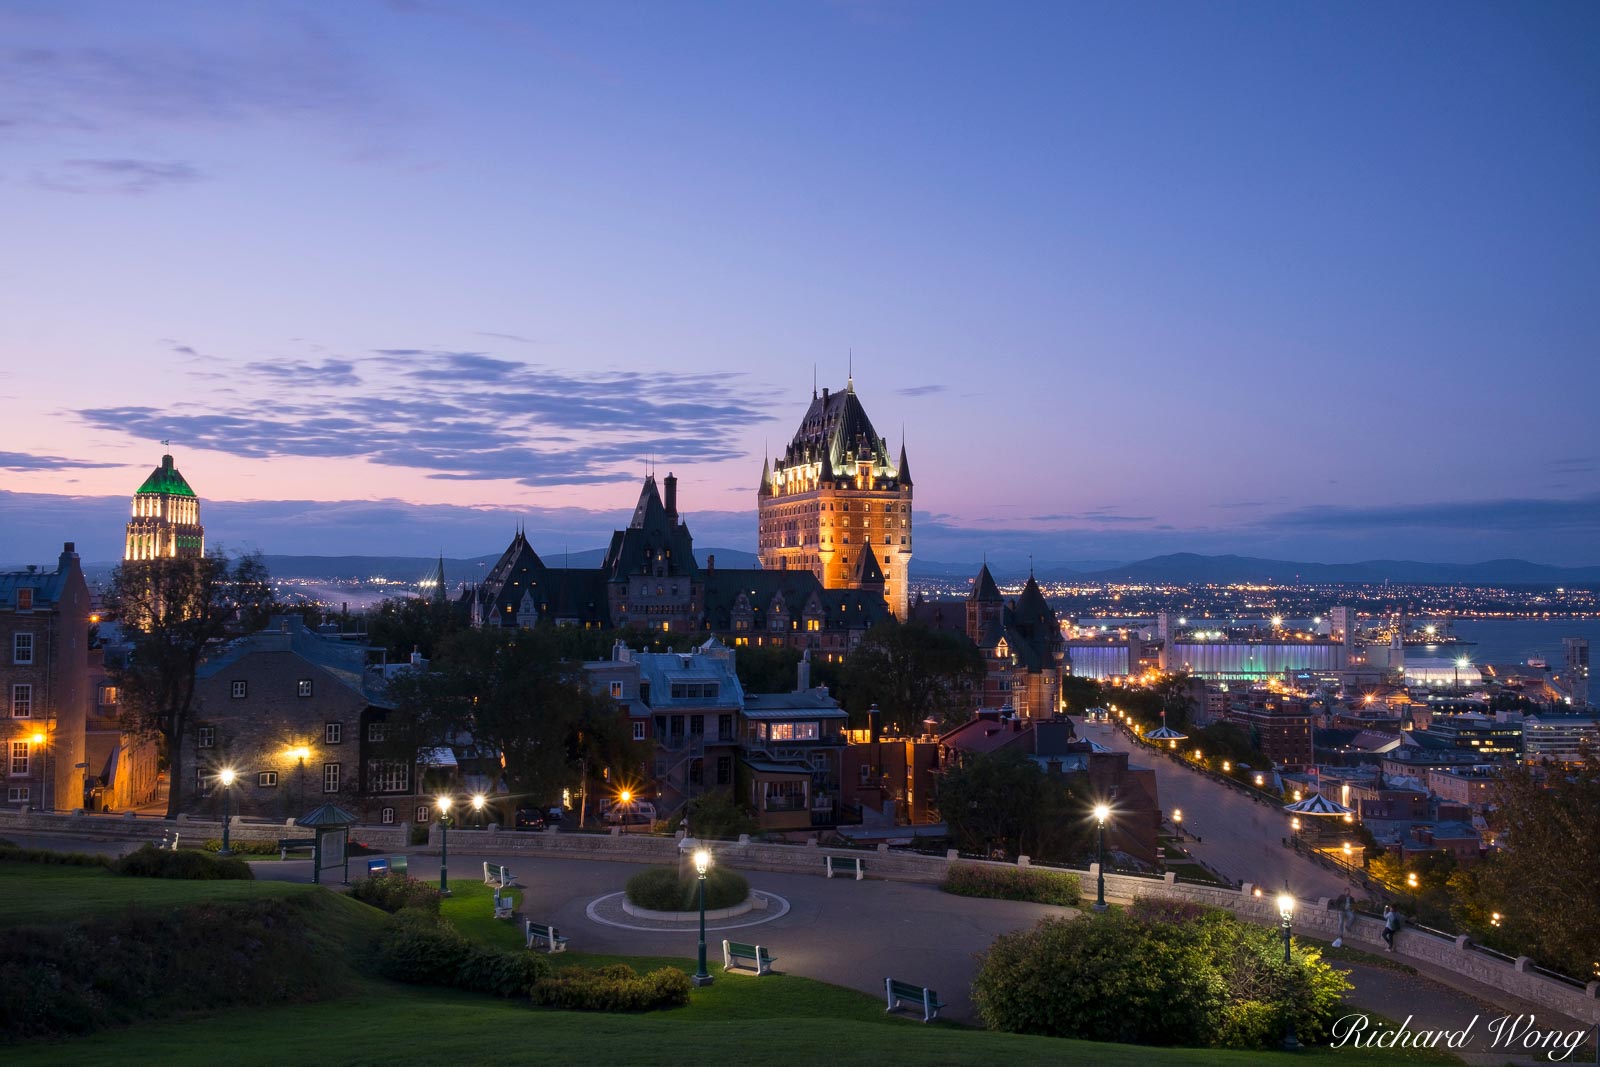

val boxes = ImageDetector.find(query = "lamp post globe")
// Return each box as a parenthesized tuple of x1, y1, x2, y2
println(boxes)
(472, 792, 486, 829)
(692, 848, 713, 986)
(1277, 893, 1299, 1050)
(1092, 804, 1110, 911)
(217, 767, 237, 855)
(436, 794, 452, 897)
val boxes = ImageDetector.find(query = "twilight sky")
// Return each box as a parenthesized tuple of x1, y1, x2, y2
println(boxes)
(2, 1, 1597, 567)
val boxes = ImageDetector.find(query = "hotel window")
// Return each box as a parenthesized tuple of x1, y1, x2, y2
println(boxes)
(323, 762, 341, 793)
(231, 680, 247, 699)
(10, 684, 31, 718)
(632, 720, 646, 741)
(325, 722, 342, 744)
(368, 722, 386, 743)
(10, 742, 29, 776)
(258, 771, 279, 787)
(298, 679, 314, 698)
(13, 633, 34, 665)
(197, 726, 215, 748)
(381, 807, 395, 825)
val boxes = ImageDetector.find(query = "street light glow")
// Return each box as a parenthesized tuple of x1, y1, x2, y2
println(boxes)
(693, 848, 711, 876)
(1093, 803, 1110, 824)
(471, 793, 486, 811)
(436, 794, 451, 813)
(619, 789, 633, 804)
(1277, 893, 1294, 919)
(218, 767, 236, 787)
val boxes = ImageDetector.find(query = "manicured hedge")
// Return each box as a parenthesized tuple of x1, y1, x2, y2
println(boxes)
(942, 863, 1081, 906)
(0, 844, 111, 868)
(350, 874, 442, 914)
(200, 838, 282, 856)
(376, 908, 549, 996)
(111, 845, 254, 880)
(624, 865, 749, 911)
(531, 964, 692, 1012)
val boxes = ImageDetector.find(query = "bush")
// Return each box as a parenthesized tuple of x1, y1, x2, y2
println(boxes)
(350, 874, 441, 914)
(455, 944, 552, 997)
(200, 838, 281, 856)
(624, 865, 749, 911)
(0, 844, 111, 868)
(111, 845, 254, 880)
(530, 964, 692, 1011)
(943, 863, 1080, 906)
(685, 790, 758, 841)
(972, 907, 1349, 1049)
(375, 909, 550, 995)
(409, 823, 430, 846)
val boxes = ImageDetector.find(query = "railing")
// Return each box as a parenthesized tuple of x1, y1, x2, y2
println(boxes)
(762, 797, 808, 813)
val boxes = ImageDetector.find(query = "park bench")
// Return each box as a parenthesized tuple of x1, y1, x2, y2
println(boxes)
(158, 829, 180, 851)
(825, 855, 864, 880)
(721, 940, 776, 976)
(885, 978, 944, 1023)
(278, 838, 315, 860)
(483, 861, 515, 887)
(525, 919, 568, 953)
(492, 888, 516, 921)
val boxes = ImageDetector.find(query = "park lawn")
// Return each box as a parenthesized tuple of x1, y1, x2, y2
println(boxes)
(0, 858, 319, 925)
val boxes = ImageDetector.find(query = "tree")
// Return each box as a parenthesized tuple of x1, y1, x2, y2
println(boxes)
(936, 749, 1087, 862)
(838, 618, 986, 733)
(365, 595, 460, 662)
(106, 552, 275, 818)
(734, 644, 803, 695)
(1060, 675, 1105, 716)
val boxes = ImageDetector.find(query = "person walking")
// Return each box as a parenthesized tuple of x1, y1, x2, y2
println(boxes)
(1382, 904, 1401, 951)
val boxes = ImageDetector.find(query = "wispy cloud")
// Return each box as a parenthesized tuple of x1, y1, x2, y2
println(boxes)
(33, 158, 201, 194)
(895, 384, 944, 398)
(0, 450, 124, 472)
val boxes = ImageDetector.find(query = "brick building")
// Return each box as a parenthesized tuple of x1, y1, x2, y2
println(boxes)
(1224, 691, 1315, 768)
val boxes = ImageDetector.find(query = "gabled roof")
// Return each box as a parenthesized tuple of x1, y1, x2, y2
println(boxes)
(135, 454, 197, 497)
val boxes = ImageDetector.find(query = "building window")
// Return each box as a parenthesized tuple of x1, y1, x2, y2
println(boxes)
(7, 786, 30, 802)
(323, 763, 340, 793)
(197, 726, 215, 749)
(298, 679, 313, 698)
(231, 680, 247, 699)
(13, 633, 33, 665)
(609, 680, 624, 698)
(716, 755, 732, 785)
(632, 720, 646, 741)
(258, 771, 279, 787)
(381, 807, 395, 825)
(768, 722, 820, 742)
(16, 588, 33, 611)
(98, 685, 119, 707)
(10, 684, 31, 718)
(415, 805, 431, 824)
(368, 722, 386, 743)
(10, 742, 29, 776)
(369, 761, 409, 793)
(325, 722, 342, 745)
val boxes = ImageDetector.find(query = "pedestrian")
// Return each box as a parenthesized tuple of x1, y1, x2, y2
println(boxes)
(1382, 904, 1401, 951)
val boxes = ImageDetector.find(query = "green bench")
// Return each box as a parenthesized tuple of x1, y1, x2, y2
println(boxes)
(721, 939, 776, 975)
(525, 919, 568, 953)
(492, 888, 516, 921)
(483, 861, 515, 887)
(825, 855, 864, 880)
(277, 838, 315, 860)
(885, 978, 944, 1022)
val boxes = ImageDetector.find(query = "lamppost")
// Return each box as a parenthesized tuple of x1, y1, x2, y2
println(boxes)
(217, 767, 237, 855)
(1093, 803, 1110, 911)
(1277, 893, 1300, 1050)
(291, 746, 310, 811)
(436, 794, 452, 896)
(1172, 808, 1183, 841)
(692, 848, 714, 986)
(472, 792, 486, 829)
(1455, 657, 1469, 691)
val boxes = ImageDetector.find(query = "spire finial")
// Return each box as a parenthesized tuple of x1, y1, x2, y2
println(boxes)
(847, 348, 854, 392)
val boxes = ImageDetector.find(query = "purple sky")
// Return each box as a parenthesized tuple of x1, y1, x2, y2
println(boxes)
(2, 1, 1597, 567)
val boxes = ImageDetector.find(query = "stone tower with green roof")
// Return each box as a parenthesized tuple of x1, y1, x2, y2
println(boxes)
(124, 453, 205, 561)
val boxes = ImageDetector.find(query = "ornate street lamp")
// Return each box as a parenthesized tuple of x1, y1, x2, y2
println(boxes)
(692, 848, 714, 986)
(1172, 808, 1183, 841)
(1278, 893, 1300, 1050)
(472, 792, 486, 829)
(436, 794, 452, 896)
(1093, 803, 1111, 911)
(217, 767, 237, 855)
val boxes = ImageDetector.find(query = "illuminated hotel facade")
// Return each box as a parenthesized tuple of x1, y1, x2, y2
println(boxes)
(124, 453, 205, 561)
(758, 379, 913, 619)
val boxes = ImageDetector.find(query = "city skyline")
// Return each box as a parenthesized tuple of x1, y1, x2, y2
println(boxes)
(3, 2, 1597, 565)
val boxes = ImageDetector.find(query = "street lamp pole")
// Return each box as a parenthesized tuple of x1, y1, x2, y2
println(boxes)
(1093, 803, 1110, 911)
(218, 767, 237, 855)
(436, 794, 452, 896)
(692, 848, 713, 986)
(1278, 893, 1300, 1051)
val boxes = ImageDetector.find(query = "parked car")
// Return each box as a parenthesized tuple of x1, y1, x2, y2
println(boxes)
(515, 805, 569, 831)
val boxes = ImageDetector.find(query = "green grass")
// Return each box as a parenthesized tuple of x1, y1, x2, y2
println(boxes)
(0, 859, 316, 925)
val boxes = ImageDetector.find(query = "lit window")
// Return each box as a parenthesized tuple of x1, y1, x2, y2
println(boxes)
(610, 680, 624, 698)
(98, 685, 119, 707)
(16, 589, 33, 611)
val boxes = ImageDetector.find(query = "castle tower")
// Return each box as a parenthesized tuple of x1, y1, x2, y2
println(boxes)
(124, 453, 204, 561)
(758, 379, 912, 618)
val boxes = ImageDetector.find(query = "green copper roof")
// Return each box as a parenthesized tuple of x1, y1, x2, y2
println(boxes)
(135, 455, 197, 497)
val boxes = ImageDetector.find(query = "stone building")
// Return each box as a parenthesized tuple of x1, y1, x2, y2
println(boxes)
(758, 379, 913, 619)
(0, 543, 90, 811)
(124, 452, 204, 561)
(964, 564, 1065, 719)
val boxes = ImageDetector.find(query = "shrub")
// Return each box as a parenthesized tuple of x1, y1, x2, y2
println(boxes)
(0, 844, 111, 868)
(375, 908, 469, 985)
(200, 838, 281, 856)
(111, 845, 254, 880)
(530, 964, 692, 1011)
(455, 944, 552, 997)
(409, 823, 430, 846)
(972, 907, 1349, 1049)
(350, 874, 441, 914)
(624, 865, 749, 911)
(943, 863, 1080, 906)
(685, 790, 758, 841)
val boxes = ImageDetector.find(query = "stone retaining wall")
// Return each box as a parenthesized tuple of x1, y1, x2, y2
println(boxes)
(0, 807, 411, 850)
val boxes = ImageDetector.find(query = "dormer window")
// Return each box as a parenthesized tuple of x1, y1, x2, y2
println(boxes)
(16, 589, 32, 611)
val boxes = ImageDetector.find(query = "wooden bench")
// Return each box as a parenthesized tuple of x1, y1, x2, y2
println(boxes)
(525, 919, 568, 953)
(278, 838, 315, 860)
(159, 829, 180, 851)
(826, 855, 864, 880)
(483, 861, 515, 887)
(492, 888, 516, 921)
(885, 978, 944, 1023)
(721, 939, 776, 976)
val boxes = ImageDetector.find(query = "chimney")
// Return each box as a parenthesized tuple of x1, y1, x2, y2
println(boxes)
(410, 645, 422, 666)
(664, 472, 678, 523)
(796, 649, 811, 692)
(707, 553, 715, 575)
